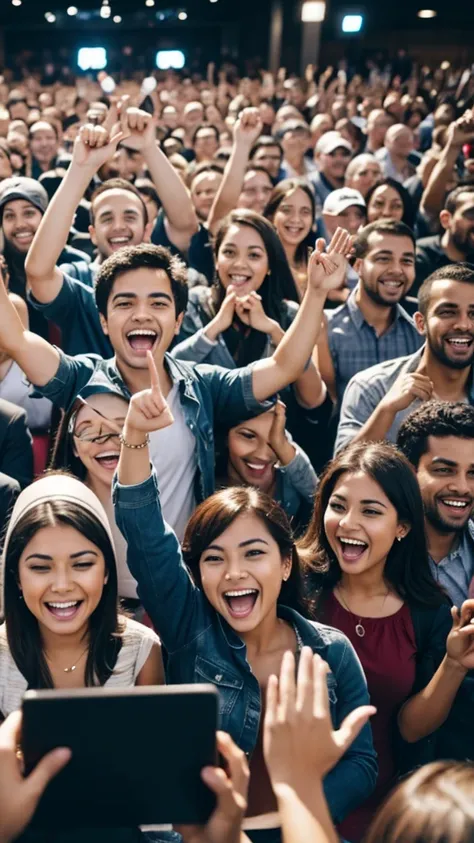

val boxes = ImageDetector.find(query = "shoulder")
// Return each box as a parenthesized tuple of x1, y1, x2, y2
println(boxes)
(416, 235, 440, 254)
(345, 353, 412, 391)
(121, 617, 161, 648)
(325, 301, 351, 328)
(0, 397, 28, 426)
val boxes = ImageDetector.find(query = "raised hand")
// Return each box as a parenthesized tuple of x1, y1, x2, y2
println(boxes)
(264, 648, 375, 788)
(447, 108, 474, 148)
(118, 105, 157, 152)
(176, 731, 249, 843)
(268, 400, 295, 466)
(307, 228, 352, 294)
(233, 106, 264, 148)
(446, 599, 474, 672)
(72, 100, 128, 171)
(124, 351, 175, 435)
(0, 711, 71, 843)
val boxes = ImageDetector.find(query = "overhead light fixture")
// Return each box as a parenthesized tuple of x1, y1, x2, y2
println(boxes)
(210, 0, 219, 3)
(342, 13, 363, 31)
(301, 1, 326, 21)
(11, 0, 22, 6)
(45, 10, 56, 21)
(178, 10, 187, 19)
(145, 0, 155, 5)
(417, 8, 437, 16)
(156, 50, 185, 69)
(113, 14, 121, 21)
(100, 4, 111, 16)
(67, 5, 78, 14)
(78, 47, 107, 70)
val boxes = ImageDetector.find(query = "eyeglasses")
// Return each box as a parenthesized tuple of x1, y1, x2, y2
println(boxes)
(68, 396, 124, 445)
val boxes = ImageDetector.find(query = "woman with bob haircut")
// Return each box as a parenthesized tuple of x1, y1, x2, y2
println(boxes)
(113, 352, 378, 837)
(0, 472, 163, 720)
(298, 441, 474, 842)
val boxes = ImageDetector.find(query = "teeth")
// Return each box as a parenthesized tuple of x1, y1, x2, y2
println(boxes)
(127, 330, 157, 337)
(224, 589, 258, 597)
(96, 451, 119, 459)
(340, 538, 367, 546)
(109, 237, 130, 243)
(442, 500, 469, 508)
(246, 462, 268, 470)
(47, 601, 78, 609)
(447, 338, 471, 346)
(383, 280, 402, 287)
(230, 275, 250, 283)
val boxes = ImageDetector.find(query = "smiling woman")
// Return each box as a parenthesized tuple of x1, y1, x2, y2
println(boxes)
(0, 473, 164, 720)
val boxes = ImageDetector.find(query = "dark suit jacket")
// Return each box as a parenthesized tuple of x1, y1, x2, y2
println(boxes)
(0, 398, 33, 489)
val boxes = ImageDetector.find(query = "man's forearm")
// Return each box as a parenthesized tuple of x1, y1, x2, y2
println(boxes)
(421, 142, 460, 216)
(348, 402, 397, 447)
(207, 142, 249, 234)
(0, 281, 60, 385)
(25, 162, 93, 282)
(143, 142, 198, 235)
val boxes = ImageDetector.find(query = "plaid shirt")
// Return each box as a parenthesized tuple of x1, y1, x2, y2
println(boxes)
(326, 287, 424, 404)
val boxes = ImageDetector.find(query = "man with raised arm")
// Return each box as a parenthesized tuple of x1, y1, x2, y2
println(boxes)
(0, 231, 350, 538)
(25, 101, 198, 356)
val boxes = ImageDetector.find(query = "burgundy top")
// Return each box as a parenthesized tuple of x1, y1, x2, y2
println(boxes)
(322, 591, 417, 843)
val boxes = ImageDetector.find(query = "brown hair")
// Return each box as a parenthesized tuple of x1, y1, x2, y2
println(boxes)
(364, 761, 474, 843)
(181, 485, 313, 617)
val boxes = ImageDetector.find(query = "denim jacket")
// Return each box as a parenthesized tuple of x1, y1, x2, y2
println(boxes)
(274, 444, 317, 519)
(113, 469, 378, 822)
(33, 349, 274, 502)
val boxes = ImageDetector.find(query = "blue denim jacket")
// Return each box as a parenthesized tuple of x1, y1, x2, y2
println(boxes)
(113, 470, 377, 822)
(33, 349, 274, 502)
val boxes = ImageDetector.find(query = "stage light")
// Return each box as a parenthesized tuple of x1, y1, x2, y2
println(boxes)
(417, 8, 436, 16)
(100, 4, 111, 16)
(11, 0, 22, 7)
(78, 47, 107, 71)
(178, 11, 187, 20)
(67, 5, 78, 14)
(156, 50, 185, 70)
(45, 11, 56, 21)
(113, 14, 121, 22)
(145, 0, 155, 5)
(210, 0, 219, 3)
(301, 1, 326, 22)
(342, 13, 363, 31)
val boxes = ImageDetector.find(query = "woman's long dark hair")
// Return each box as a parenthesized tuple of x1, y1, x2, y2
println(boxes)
(182, 485, 314, 618)
(298, 442, 448, 608)
(264, 178, 316, 268)
(49, 404, 87, 480)
(213, 209, 300, 322)
(366, 177, 416, 230)
(4, 494, 123, 689)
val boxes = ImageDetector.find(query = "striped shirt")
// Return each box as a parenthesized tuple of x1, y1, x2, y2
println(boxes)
(326, 287, 424, 404)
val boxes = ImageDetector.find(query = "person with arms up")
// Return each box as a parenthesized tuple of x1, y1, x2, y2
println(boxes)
(318, 220, 423, 404)
(335, 262, 474, 452)
(415, 185, 474, 293)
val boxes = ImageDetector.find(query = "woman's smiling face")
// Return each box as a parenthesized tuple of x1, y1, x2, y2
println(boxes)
(216, 223, 269, 296)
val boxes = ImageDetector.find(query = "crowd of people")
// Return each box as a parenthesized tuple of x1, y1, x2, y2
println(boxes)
(0, 54, 474, 843)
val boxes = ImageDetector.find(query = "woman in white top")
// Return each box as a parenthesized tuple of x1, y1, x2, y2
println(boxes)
(0, 472, 163, 719)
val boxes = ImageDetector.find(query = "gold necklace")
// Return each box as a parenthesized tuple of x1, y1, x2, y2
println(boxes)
(336, 586, 389, 639)
(46, 644, 89, 673)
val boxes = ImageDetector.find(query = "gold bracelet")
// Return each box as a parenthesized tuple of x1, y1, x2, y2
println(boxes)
(119, 433, 150, 450)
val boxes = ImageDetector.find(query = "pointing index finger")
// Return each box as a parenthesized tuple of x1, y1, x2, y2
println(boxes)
(147, 350, 162, 392)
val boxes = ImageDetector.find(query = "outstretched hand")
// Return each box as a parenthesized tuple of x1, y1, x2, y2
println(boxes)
(307, 228, 353, 295)
(124, 351, 175, 435)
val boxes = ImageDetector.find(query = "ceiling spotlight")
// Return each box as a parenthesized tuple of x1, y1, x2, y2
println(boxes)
(100, 4, 111, 16)
(45, 10, 56, 20)
(178, 10, 187, 19)
(145, 0, 155, 5)
(67, 5, 78, 13)
(210, 0, 219, 3)
(11, 0, 22, 7)
(417, 8, 437, 17)
(113, 14, 121, 21)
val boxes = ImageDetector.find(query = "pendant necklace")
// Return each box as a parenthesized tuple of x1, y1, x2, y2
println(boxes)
(46, 645, 89, 673)
(336, 586, 389, 639)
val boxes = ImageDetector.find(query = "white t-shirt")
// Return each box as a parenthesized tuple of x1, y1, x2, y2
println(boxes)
(0, 361, 52, 432)
(0, 618, 160, 717)
(148, 382, 197, 543)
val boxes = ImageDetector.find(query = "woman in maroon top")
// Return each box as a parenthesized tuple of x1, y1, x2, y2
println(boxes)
(298, 441, 474, 843)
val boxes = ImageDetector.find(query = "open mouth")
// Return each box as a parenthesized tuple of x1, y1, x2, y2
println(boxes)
(94, 450, 120, 471)
(108, 235, 133, 251)
(126, 329, 158, 355)
(439, 497, 471, 515)
(379, 278, 403, 291)
(223, 588, 259, 619)
(14, 231, 34, 244)
(445, 336, 474, 354)
(338, 537, 368, 562)
(44, 600, 83, 620)
(284, 225, 305, 236)
(242, 459, 274, 480)
(228, 274, 252, 289)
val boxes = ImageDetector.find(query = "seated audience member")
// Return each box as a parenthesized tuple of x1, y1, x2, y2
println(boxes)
(29, 120, 62, 179)
(415, 185, 474, 293)
(397, 401, 474, 605)
(336, 263, 474, 453)
(25, 106, 199, 357)
(191, 124, 220, 165)
(299, 441, 473, 842)
(0, 176, 89, 340)
(0, 138, 14, 181)
(318, 220, 422, 403)
(278, 120, 316, 180)
(309, 113, 334, 148)
(0, 397, 33, 489)
(0, 474, 163, 718)
(0, 233, 349, 538)
(419, 108, 474, 224)
(376, 123, 419, 183)
(264, 178, 316, 297)
(320, 188, 367, 301)
(365, 176, 416, 229)
(364, 108, 395, 154)
(344, 153, 382, 198)
(249, 136, 284, 183)
(113, 368, 378, 830)
(216, 401, 317, 534)
(134, 177, 160, 225)
(310, 132, 353, 214)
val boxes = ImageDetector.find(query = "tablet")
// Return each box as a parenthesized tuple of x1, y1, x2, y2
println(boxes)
(21, 684, 219, 829)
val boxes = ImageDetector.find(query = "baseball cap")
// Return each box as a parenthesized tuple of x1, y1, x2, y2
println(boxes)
(0, 176, 49, 216)
(323, 188, 366, 216)
(316, 131, 353, 156)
